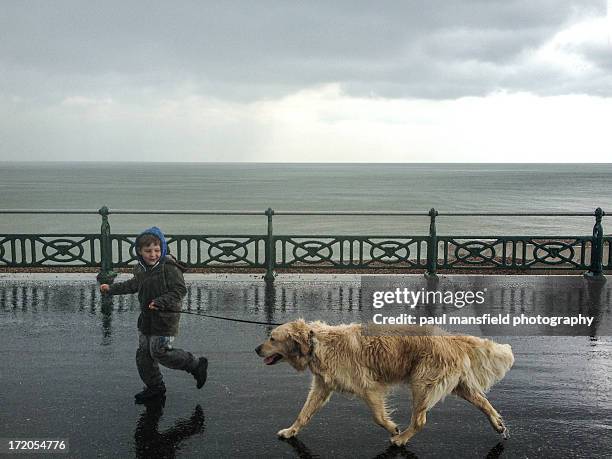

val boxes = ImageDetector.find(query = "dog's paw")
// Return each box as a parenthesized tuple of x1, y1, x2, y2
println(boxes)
(493, 416, 509, 439)
(277, 427, 298, 439)
(390, 434, 407, 447)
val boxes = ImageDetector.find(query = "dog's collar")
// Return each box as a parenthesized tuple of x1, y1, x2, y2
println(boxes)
(307, 331, 315, 358)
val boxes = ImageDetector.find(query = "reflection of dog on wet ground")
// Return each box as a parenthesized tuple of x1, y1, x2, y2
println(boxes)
(255, 320, 514, 446)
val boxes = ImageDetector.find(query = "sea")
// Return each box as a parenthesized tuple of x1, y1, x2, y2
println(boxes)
(1, 162, 611, 236)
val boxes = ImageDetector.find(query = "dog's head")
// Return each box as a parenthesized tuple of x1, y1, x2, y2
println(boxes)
(255, 319, 314, 371)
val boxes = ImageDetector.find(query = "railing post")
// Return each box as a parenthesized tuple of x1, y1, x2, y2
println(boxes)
(96, 206, 117, 284)
(264, 207, 276, 283)
(584, 207, 606, 281)
(426, 208, 438, 278)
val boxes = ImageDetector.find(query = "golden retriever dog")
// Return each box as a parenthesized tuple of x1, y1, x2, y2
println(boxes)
(255, 320, 514, 445)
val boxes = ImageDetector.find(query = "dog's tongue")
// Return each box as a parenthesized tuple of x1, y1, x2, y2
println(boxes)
(264, 356, 275, 365)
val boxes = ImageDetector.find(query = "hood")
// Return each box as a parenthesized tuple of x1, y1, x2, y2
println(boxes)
(135, 226, 168, 268)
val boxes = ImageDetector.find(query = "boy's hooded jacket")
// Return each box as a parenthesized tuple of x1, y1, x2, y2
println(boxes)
(108, 227, 187, 336)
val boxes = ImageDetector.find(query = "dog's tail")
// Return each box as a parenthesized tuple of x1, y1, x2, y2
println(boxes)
(464, 338, 514, 393)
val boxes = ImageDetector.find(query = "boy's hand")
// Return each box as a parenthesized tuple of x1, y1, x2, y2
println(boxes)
(99, 284, 110, 294)
(148, 301, 158, 310)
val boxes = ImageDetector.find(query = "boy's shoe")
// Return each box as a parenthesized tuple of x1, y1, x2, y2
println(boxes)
(191, 357, 208, 389)
(142, 395, 166, 413)
(134, 384, 166, 404)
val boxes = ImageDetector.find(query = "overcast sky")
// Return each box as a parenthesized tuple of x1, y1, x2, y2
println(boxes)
(1, 0, 611, 162)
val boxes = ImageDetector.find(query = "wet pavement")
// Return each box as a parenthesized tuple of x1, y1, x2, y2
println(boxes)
(1, 274, 611, 458)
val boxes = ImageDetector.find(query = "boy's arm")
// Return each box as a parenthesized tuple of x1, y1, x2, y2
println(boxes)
(153, 265, 187, 312)
(108, 269, 140, 295)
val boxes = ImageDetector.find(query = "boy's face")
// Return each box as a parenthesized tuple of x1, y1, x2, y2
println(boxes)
(139, 243, 162, 266)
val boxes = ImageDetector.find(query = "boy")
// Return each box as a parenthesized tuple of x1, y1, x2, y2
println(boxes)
(100, 226, 207, 403)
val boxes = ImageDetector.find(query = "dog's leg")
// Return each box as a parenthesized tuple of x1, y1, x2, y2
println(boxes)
(390, 389, 428, 446)
(363, 390, 399, 435)
(454, 384, 509, 439)
(277, 376, 332, 439)
(391, 381, 447, 446)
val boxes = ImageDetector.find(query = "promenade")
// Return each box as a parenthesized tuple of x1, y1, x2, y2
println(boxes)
(1, 274, 611, 458)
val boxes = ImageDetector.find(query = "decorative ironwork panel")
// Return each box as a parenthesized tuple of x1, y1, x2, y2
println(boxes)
(111, 234, 266, 268)
(275, 236, 428, 269)
(0, 234, 100, 267)
(438, 237, 592, 270)
(0, 231, 606, 274)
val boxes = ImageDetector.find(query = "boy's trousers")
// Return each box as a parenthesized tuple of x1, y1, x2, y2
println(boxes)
(137, 332, 197, 388)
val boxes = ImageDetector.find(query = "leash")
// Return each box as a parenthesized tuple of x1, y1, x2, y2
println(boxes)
(164, 309, 283, 326)
(154, 260, 282, 326)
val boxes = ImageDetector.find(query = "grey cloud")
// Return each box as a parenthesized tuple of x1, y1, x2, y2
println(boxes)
(570, 41, 612, 73)
(0, 0, 609, 102)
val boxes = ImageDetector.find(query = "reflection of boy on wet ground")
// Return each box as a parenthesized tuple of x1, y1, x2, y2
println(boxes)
(100, 226, 208, 403)
(134, 398, 205, 459)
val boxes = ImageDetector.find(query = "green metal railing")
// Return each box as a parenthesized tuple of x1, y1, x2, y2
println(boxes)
(0, 207, 608, 283)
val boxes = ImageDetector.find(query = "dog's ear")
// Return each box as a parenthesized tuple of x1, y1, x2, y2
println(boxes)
(287, 320, 313, 356)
